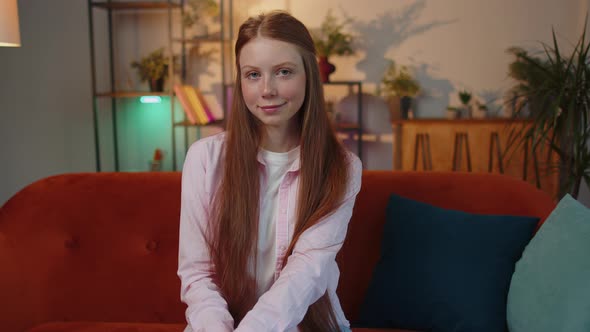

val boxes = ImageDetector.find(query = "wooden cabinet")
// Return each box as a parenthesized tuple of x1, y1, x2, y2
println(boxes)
(392, 119, 559, 199)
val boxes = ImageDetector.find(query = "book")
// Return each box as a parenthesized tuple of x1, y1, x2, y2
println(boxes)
(198, 90, 225, 121)
(173, 84, 199, 125)
(183, 86, 209, 125)
(194, 88, 216, 122)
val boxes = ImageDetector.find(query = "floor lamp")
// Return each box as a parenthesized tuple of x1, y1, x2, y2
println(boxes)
(0, 0, 21, 47)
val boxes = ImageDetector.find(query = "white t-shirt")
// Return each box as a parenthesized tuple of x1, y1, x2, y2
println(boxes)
(254, 145, 300, 297)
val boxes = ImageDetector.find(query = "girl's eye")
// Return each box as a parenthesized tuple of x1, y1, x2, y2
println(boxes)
(277, 69, 292, 76)
(246, 72, 260, 80)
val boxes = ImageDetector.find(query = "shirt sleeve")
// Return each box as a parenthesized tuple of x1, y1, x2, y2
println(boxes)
(235, 154, 363, 332)
(178, 141, 235, 332)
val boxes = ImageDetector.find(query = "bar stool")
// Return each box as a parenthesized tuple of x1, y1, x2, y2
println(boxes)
(488, 131, 504, 173)
(452, 132, 472, 171)
(413, 133, 433, 171)
(523, 135, 542, 189)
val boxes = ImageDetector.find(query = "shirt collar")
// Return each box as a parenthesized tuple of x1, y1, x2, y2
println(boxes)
(256, 146, 301, 172)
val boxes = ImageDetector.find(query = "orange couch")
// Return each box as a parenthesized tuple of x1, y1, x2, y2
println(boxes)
(0, 171, 555, 332)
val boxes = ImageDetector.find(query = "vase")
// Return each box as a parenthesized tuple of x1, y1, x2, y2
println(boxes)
(318, 56, 336, 83)
(149, 78, 165, 92)
(400, 96, 413, 119)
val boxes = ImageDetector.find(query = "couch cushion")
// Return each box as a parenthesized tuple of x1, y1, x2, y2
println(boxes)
(507, 194, 590, 332)
(357, 193, 539, 332)
(27, 322, 416, 332)
(353, 329, 419, 332)
(27, 322, 185, 332)
(336, 171, 554, 324)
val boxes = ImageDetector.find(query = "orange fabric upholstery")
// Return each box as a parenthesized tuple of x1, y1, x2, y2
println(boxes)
(336, 171, 555, 324)
(0, 171, 555, 332)
(27, 322, 409, 332)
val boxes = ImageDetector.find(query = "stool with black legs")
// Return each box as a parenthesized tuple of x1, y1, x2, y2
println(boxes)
(413, 133, 433, 171)
(488, 131, 504, 173)
(452, 132, 472, 172)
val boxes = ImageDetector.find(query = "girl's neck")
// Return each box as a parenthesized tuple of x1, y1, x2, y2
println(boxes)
(260, 126, 300, 153)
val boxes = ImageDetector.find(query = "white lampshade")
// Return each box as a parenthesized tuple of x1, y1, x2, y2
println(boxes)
(0, 0, 21, 47)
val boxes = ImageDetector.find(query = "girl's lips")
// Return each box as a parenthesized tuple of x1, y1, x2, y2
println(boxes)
(259, 102, 287, 114)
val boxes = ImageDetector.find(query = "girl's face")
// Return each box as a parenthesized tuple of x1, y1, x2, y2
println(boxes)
(239, 36, 306, 137)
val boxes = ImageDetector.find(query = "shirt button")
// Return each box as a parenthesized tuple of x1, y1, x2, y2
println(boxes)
(280, 245, 286, 251)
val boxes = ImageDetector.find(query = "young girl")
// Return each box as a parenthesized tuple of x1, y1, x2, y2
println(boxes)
(178, 11, 362, 332)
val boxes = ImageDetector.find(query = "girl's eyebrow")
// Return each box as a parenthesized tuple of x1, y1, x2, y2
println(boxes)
(273, 61, 298, 68)
(240, 65, 258, 71)
(240, 61, 298, 72)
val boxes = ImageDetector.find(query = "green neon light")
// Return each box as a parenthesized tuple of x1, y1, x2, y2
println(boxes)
(140, 96, 162, 104)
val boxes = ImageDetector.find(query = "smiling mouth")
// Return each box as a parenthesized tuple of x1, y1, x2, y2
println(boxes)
(259, 102, 287, 112)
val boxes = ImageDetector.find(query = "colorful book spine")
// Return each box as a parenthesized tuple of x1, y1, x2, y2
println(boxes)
(200, 93, 225, 120)
(183, 86, 209, 125)
(194, 88, 216, 122)
(173, 84, 198, 125)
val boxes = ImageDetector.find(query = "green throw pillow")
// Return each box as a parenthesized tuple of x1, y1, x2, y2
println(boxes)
(507, 194, 590, 332)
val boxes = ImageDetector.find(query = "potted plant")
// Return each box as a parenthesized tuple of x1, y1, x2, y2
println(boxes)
(446, 106, 460, 119)
(311, 10, 355, 82)
(381, 61, 420, 119)
(458, 90, 472, 118)
(131, 48, 170, 92)
(505, 19, 590, 199)
(182, 0, 219, 38)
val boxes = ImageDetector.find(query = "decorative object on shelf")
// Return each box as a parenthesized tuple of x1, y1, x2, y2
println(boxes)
(318, 56, 336, 83)
(150, 148, 163, 171)
(458, 90, 472, 118)
(445, 106, 460, 119)
(505, 18, 590, 199)
(472, 101, 488, 119)
(312, 10, 355, 83)
(182, 0, 219, 38)
(380, 60, 420, 119)
(131, 48, 170, 92)
(446, 91, 489, 119)
(325, 99, 341, 122)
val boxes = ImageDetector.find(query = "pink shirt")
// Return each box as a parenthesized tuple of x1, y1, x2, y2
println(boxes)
(178, 132, 362, 332)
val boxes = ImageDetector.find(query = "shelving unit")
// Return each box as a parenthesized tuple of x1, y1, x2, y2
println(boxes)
(171, 0, 233, 170)
(87, 0, 233, 172)
(324, 80, 363, 162)
(88, 0, 182, 172)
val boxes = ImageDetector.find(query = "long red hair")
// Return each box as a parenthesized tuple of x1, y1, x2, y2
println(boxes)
(207, 11, 350, 332)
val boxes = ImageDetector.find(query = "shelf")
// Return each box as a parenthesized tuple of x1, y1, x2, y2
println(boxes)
(335, 122, 360, 131)
(323, 81, 362, 86)
(174, 119, 225, 127)
(91, 1, 181, 10)
(173, 33, 228, 44)
(95, 91, 170, 98)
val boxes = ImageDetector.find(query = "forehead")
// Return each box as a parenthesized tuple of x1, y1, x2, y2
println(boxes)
(239, 36, 303, 68)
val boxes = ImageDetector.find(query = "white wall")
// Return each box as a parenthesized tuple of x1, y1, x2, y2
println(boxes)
(0, 0, 94, 205)
(1, 0, 589, 207)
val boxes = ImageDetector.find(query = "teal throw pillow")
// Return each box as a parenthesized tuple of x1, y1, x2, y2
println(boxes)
(507, 194, 590, 332)
(357, 193, 539, 332)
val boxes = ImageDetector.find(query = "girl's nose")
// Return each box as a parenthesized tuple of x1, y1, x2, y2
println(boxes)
(262, 77, 277, 97)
